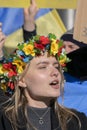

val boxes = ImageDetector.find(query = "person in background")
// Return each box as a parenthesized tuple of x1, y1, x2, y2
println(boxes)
(23, 0, 38, 42)
(0, 0, 38, 58)
(60, 33, 87, 54)
(0, 33, 87, 130)
(3, 0, 38, 54)
(60, 32, 87, 79)
(58, 32, 87, 115)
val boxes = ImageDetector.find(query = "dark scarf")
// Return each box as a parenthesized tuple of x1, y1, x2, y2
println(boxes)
(67, 46, 87, 81)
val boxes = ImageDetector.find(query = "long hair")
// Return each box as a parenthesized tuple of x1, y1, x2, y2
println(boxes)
(4, 63, 81, 130)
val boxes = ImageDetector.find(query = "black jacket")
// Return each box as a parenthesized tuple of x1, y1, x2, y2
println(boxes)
(23, 27, 36, 42)
(0, 108, 87, 130)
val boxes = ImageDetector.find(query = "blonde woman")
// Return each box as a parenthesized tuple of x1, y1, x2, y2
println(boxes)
(0, 33, 87, 130)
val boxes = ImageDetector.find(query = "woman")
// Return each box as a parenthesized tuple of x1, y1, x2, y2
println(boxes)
(0, 33, 87, 130)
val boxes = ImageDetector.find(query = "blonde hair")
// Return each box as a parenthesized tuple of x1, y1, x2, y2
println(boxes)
(4, 62, 81, 130)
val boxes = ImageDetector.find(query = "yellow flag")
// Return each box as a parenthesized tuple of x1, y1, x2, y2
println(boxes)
(36, 0, 78, 9)
(0, 0, 29, 8)
(0, 0, 78, 8)
(36, 9, 66, 38)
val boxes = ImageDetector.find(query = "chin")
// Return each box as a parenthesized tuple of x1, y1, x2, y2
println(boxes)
(49, 92, 60, 98)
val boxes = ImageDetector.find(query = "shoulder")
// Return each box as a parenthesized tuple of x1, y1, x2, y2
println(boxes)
(0, 109, 13, 130)
(74, 109, 87, 125)
(0, 89, 9, 105)
(72, 109, 87, 119)
(0, 109, 5, 120)
(68, 109, 87, 130)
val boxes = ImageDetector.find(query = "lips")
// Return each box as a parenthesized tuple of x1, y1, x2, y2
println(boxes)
(49, 80, 60, 89)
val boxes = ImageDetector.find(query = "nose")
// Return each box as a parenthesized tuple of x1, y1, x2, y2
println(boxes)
(63, 42, 71, 54)
(50, 67, 59, 77)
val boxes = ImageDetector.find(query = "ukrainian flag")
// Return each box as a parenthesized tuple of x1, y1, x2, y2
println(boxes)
(0, 8, 66, 53)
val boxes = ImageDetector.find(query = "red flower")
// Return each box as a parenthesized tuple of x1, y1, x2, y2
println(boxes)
(8, 70, 17, 77)
(3, 62, 17, 77)
(39, 36, 50, 45)
(58, 46, 64, 56)
(56, 40, 60, 43)
(34, 42, 45, 50)
(8, 81, 14, 90)
(3, 62, 16, 70)
(3, 62, 12, 70)
(61, 63, 66, 67)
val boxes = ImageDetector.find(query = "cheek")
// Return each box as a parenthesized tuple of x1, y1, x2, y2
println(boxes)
(25, 73, 47, 97)
(25, 72, 47, 88)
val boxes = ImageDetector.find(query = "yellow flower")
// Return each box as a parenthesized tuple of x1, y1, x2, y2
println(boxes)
(0, 66, 4, 74)
(0, 65, 8, 74)
(59, 56, 67, 65)
(50, 39, 58, 55)
(13, 59, 26, 74)
(23, 44, 35, 56)
(1, 84, 6, 91)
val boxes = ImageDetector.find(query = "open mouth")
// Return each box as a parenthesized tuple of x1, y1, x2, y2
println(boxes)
(50, 80, 60, 89)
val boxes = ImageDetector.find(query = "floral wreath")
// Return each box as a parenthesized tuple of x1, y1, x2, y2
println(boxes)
(0, 33, 70, 96)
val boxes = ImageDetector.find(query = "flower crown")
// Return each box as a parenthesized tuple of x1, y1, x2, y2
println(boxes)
(0, 33, 70, 96)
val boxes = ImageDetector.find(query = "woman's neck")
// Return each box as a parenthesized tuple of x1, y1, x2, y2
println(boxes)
(25, 90, 52, 108)
(27, 100, 51, 108)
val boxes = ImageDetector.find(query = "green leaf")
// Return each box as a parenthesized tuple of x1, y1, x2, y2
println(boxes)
(48, 33, 56, 39)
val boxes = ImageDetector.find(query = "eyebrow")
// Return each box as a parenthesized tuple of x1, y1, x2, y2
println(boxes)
(36, 61, 59, 66)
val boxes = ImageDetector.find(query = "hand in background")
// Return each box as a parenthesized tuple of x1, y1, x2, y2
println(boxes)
(0, 23, 6, 60)
(23, 0, 39, 31)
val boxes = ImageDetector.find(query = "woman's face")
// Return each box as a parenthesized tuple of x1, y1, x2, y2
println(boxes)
(23, 53, 62, 106)
(63, 41, 80, 54)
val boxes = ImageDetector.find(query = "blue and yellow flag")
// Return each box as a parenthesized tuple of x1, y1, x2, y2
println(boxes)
(0, 8, 66, 53)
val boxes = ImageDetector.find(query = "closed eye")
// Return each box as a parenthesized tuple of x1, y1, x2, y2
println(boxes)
(55, 66, 60, 70)
(68, 45, 76, 49)
(38, 66, 47, 69)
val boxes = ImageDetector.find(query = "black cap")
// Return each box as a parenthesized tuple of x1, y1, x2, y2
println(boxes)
(61, 34, 87, 48)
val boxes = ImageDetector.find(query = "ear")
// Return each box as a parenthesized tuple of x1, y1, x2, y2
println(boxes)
(18, 78, 27, 88)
